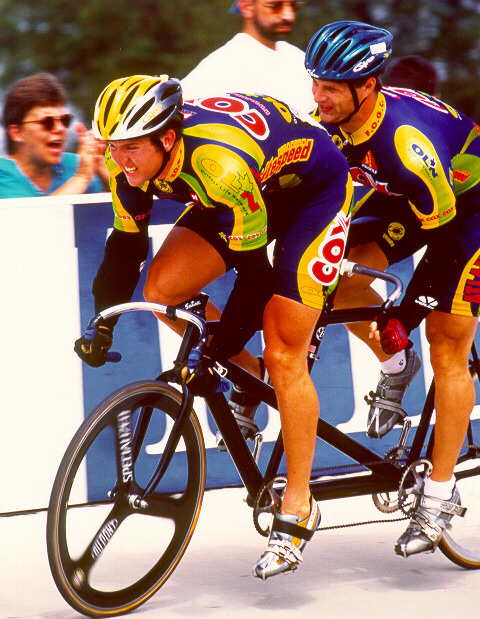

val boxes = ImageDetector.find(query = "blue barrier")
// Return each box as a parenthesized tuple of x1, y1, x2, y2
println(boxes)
(1, 193, 478, 512)
(74, 198, 477, 501)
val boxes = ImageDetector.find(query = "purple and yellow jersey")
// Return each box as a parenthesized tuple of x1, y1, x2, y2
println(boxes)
(315, 87, 480, 231)
(106, 93, 349, 253)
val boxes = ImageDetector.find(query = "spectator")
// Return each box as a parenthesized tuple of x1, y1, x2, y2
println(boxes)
(0, 72, 108, 198)
(385, 55, 440, 97)
(181, 0, 314, 114)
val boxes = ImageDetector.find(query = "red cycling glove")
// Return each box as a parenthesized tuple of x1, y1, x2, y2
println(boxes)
(375, 317, 409, 355)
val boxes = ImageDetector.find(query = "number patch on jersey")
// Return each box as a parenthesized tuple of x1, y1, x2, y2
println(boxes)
(196, 95, 270, 140)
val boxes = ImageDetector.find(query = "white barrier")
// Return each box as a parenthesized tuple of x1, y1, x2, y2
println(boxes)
(2, 193, 477, 514)
(0, 194, 108, 513)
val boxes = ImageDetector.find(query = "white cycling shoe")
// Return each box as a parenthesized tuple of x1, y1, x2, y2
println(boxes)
(395, 484, 466, 557)
(253, 499, 321, 580)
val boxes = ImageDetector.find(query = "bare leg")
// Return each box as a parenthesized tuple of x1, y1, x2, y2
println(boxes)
(144, 227, 259, 375)
(394, 311, 477, 557)
(262, 294, 321, 520)
(335, 242, 392, 362)
(426, 311, 477, 481)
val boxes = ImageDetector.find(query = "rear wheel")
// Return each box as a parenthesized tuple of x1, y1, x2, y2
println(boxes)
(438, 458, 480, 568)
(47, 380, 206, 617)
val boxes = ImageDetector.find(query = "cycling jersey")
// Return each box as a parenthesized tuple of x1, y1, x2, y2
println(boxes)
(316, 87, 480, 320)
(98, 93, 353, 318)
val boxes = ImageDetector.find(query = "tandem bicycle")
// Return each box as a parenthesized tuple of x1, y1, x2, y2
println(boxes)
(46, 260, 480, 617)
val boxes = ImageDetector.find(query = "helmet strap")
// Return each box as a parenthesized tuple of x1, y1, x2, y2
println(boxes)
(332, 82, 368, 127)
(150, 140, 171, 181)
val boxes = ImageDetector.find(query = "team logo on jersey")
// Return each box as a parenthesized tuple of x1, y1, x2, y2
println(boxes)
(463, 254, 480, 304)
(260, 138, 313, 183)
(387, 222, 405, 241)
(181, 108, 197, 120)
(453, 169, 471, 183)
(153, 179, 173, 193)
(350, 167, 402, 196)
(411, 143, 439, 179)
(307, 210, 351, 286)
(415, 296, 438, 310)
(332, 134, 344, 150)
(361, 150, 378, 174)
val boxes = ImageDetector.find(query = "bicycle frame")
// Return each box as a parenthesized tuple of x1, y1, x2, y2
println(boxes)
(91, 260, 480, 509)
(48, 266, 480, 618)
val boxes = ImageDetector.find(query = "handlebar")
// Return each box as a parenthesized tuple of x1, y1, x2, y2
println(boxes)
(91, 301, 208, 336)
(85, 300, 209, 364)
(82, 263, 403, 364)
(340, 260, 403, 311)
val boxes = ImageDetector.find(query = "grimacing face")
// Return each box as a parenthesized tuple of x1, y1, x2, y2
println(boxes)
(108, 137, 166, 187)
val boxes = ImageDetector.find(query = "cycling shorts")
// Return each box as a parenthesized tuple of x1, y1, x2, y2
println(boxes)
(350, 190, 480, 318)
(176, 179, 352, 311)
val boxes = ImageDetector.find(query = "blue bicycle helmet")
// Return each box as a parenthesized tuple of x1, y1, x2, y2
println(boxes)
(305, 21, 393, 81)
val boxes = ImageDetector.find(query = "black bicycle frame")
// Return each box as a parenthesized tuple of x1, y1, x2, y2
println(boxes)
(203, 308, 480, 505)
(124, 284, 480, 507)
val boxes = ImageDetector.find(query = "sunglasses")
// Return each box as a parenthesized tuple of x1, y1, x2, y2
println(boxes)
(263, 1, 305, 11)
(21, 113, 73, 131)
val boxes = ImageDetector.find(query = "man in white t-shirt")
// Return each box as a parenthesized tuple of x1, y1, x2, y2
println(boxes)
(181, 0, 314, 115)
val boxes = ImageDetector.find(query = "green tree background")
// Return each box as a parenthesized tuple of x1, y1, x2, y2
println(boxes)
(0, 0, 479, 123)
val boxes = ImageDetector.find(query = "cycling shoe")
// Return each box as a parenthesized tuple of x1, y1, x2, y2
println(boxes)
(253, 499, 320, 580)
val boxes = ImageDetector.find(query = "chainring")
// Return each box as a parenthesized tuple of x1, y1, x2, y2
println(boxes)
(371, 446, 409, 514)
(252, 475, 287, 537)
(398, 458, 433, 516)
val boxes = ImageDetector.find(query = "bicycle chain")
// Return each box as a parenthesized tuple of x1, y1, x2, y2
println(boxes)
(252, 443, 480, 534)
(317, 516, 407, 532)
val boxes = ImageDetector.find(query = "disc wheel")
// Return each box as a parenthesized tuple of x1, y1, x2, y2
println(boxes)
(47, 380, 206, 617)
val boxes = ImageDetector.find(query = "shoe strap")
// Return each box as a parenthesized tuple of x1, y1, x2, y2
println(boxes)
(271, 515, 315, 541)
(233, 411, 259, 433)
(412, 510, 444, 542)
(231, 357, 269, 408)
(265, 539, 303, 565)
(420, 494, 467, 517)
(364, 393, 407, 417)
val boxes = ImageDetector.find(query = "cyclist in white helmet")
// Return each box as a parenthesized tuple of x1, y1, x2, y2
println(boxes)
(76, 74, 354, 579)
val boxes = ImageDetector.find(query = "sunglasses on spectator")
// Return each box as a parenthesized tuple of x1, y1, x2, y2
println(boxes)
(21, 114, 73, 131)
(263, 1, 305, 11)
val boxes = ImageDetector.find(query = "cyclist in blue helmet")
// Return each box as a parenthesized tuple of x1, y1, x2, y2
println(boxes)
(306, 21, 480, 559)
(305, 21, 392, 123)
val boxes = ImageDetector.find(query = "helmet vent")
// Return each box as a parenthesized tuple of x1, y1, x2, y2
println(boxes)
(109, 121, 120, 136)
(127, 97, 156, 129)
(161, 83, 181, 100)
(144, 106, 174, 131)
(119, 88, 139, 115)
(328, 41, 351, 71)
(103, 90, 117, 127)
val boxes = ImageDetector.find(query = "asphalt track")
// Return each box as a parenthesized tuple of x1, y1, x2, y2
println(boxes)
(2, 485, 480, 619)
